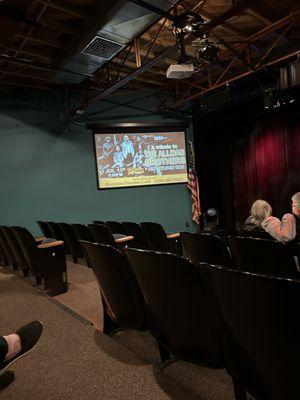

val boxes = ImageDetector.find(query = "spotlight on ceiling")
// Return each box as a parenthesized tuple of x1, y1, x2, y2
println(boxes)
(263, 89, 295, 110)
(167, 12, 207, 79)
(263, 90, 276, 109)
(198, 36, 219, 64)
(281, 91, 295, 105)
(172, 12, 205, 37)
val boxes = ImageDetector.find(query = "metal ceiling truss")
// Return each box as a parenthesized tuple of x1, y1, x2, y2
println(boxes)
(0, 0, 299, 108)
(0, 0, 65, 88)
(72, 0, 300, 113)
(0, 0, 101, 90)
(172, 11, 300, 107)
(74, 0, 255, 112)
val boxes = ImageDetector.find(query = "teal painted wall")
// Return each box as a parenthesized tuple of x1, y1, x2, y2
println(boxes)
(0, 89, 194, 235)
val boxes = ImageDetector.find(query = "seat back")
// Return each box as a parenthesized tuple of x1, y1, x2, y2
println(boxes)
(140, 222, 170, 252)
(71, 224, 94, 242)
(0, 234, 6, 264)
(0, 226, 17, 265)
(46, 222, 64, 241)
(106, 221, 126, 235)
(237, 229, 273, 240)
(93, 220, 107, 226)
(47, 222, 69, 253)
(37, 221, 52, 238)
(181, 232, 233, 267)
(3, 226, 28, 270)
(228, 236, 298, 277)
(199, 263, 300, 400)
(122, 222, 147, 249)
(125, 248, 223, 367)
(80, 241, 147, 330)
(58, 223, 83, 259)
(88, 224, 115, 246)
(12, 227, 42, 278)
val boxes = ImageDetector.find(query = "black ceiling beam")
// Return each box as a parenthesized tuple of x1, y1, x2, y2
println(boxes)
(0, 5, 42, 27)
(128, 0, 176, 21)
(80, 43, 178, 109)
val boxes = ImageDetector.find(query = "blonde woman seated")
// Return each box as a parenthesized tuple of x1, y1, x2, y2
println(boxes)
(245, 199, 296, 242)
(245, 200, 272, 231)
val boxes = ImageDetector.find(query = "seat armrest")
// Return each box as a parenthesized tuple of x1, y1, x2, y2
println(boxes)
(35, 236, 46, 242)
(167, 232, 180, 239)
(115, 235, 134, 243)
(38, 240, 64, 249)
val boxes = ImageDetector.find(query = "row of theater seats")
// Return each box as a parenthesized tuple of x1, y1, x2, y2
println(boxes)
(0, 226, 67, 296)
(80, 241, 300, 400)
(37, 220, 182, 261)
(181, 232, 300, 278)
(37, 220, 300, 277)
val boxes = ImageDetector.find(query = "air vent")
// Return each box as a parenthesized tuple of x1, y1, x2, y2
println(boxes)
(82, 36, 124, 60)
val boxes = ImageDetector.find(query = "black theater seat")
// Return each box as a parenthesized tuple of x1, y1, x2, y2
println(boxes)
(122, 222, 147, 249)
(140, 222, 170, 252)
(13, 226, 67, 295)
(125, 248, 223, 367)
(71, 223, 94, 242)
(0, 235, 7, 265)
(88, 224, 115, 246)
(58, 223, 84, 263)
(181, 231, 233, 267)
(46, 222, 69, 254)
(106, 221, 126, 235)
(92, 220, 107, 226)
(3, 226, 29, 276)
(37, 221, 52, 238)
(228, 236, 299, 278)
(199, 263, 300, 400)
(237, 229, 274, 240)
(80, 241, 148, 335)
(0, 226, 18, 270)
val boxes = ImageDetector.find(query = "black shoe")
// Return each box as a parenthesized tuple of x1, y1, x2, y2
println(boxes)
(1, 321, 43, 371)
(0, 371, 15, 390)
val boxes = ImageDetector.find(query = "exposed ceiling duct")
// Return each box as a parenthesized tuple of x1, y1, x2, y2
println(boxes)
(55, 0, 179, 84)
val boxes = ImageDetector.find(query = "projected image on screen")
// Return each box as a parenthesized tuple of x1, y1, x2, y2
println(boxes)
(94, 131, 188, 189)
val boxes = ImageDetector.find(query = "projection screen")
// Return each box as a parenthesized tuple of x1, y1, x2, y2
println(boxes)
(94, 130, 188, 189)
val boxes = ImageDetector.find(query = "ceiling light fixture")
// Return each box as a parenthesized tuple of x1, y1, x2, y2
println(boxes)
(198, 35, 219, 65)
(263, 88, 295, 110)
(172, 11, 205, 37)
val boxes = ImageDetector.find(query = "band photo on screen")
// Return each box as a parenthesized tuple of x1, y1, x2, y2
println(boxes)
(94, 131, 188, 189)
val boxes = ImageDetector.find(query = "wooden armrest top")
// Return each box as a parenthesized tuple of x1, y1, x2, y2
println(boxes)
(35, 236, 46, 242)
(167, 232, 180, 239)
(115, 235, 134, 243)
(38, 240, 64, 249)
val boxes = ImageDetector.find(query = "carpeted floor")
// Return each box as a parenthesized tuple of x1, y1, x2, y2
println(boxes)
(0, 263, 237, 400)
(54, 260, 103, 330)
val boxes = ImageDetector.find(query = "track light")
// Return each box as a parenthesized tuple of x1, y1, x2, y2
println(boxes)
(172, 11, 205, 36)
(263, 89, 295, 110)
(198, 37, 219, 65)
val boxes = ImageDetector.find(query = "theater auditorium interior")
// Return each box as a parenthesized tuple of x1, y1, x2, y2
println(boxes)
(0, 0, 299, 398)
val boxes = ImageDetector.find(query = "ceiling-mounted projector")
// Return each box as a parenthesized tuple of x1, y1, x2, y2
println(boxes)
(166, 63, 194, 79)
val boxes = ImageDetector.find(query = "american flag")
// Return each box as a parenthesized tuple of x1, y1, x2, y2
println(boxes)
(187, 142, 201, 224)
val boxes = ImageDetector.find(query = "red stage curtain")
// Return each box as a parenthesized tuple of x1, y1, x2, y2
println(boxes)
(233, 114, 300, 226)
